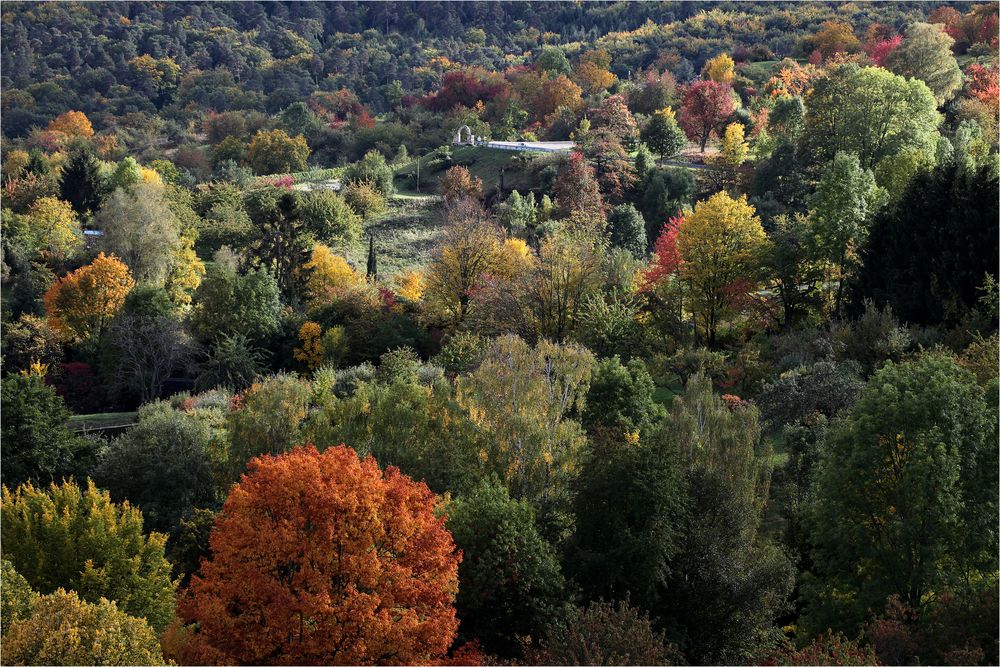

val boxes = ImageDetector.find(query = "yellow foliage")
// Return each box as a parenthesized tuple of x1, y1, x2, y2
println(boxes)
(46, 110, 94, 139)
(677, 192, 767, 344)
(704, 54, 735, 83)
(303, 244, 364, 308)
(294, 321, 326, 370)
(27, 197, 83, 261)
(394, 270, 427, 302)
(139, 166, 164, 187)
(43, 252, 135, 343)
(718, 122, 750, 167)
(165, 231, 205, 308)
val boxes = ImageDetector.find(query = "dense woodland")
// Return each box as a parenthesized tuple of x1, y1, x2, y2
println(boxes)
(1, 2, 999, 665)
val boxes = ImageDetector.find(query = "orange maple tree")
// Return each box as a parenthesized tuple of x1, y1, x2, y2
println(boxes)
(43, 252, 135, 343)
(46, 110, 95, 138)
(175, 444, 462, 665)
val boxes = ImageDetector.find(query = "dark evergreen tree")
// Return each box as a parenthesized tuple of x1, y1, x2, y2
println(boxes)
(58, 149, 105, 216)
(366, 234, 377, 281)
(851, 159, 999, 326)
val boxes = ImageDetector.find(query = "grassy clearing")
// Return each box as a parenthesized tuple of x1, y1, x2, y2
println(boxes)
(344, 195, 446, 278)
(394, 145, 551, 195)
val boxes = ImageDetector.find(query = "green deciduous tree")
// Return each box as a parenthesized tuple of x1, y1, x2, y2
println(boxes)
(95, 182, 181, 285)
(1, 373, 87, 489)
(446, 480, 568, 658)
(803, 353, 999, 636)
(642, 108, 687, 164)
(885, 22, 962, 105)
(808, 152, 887, 314)
(92, 401, 221, 534)
(802, 64, 941, 170)
(189, 264, 282, 345)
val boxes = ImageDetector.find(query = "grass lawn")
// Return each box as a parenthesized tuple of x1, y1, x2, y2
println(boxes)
(395, 145, 549, 195)
(344, 194, 446, 278)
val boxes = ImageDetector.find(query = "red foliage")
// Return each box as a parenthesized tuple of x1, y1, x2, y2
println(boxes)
(761, 632, 879, 666)
(965, 63, 1000, 113)
(641, 216, 684, 291)
(350, 109, 376, 130)
(808, 49, 824, 66)
(269, 175, 294, 189)
(421, 70, 510, 112)
(678, 80, 735, 151)
(865, 35, 902, 66)
(378, 286, 398, 311)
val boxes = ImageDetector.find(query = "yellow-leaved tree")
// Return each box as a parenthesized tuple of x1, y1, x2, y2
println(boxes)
(302, 244, 366, 310)
(704, 54, 735, 84)
(26, 197, 83, 261)
(676, 192, 768, 347)
(43, 253, 135, 344)
(45, 110, 94, 139)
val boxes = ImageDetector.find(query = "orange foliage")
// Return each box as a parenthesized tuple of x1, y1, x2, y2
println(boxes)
(46, 110, 95, 139)
(43, 252, 135, 343)
(439, 166, 483, 204)
(176, 445, 461, 665)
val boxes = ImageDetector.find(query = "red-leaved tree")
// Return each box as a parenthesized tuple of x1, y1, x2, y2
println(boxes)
(678, 80, 735, 152)
(173, 445, 462, 665)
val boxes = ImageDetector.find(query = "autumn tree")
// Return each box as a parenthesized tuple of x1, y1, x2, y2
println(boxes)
(811, 20, 860, 58)
(580, 128, 636, 202)
(679, 80, 736, 152)
(642, 107, 687, 164)
(594, 94, 638, 146)
(552, 151, 604, 223)
(2, 587, 164, 666)
(629, 69, 678, 115)
(573, 52, 616, 95)
(703, 53, 735, 83)
(246, 129, 310, 175)
(885, 22, 962, 105)
(24, 196, 82, 261)
(176, 445, 461, 665)
(1, 479, 176, 633)
(423, 198, 506, 327)
(301, 243, 366, 309)
(43, 252, 135, 344)
(528, 600, 682, 666)
(46, 110, 94, 139)
(446, 480, 568, 658)
(455, 336, 594, 514)
(676, 192, 768, 346)
(439, 165, 483, 205)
